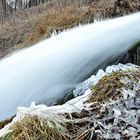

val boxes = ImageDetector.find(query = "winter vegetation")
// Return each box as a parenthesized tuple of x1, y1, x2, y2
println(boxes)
(0, 63, 140, 139)
(0, 0, 140, 140)
(0, 0, 140, 57)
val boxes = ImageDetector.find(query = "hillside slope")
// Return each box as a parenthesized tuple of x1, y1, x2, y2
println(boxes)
(0, 0, 140, 57)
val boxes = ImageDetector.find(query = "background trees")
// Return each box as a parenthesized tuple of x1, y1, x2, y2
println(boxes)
(1, 0, 47, 14)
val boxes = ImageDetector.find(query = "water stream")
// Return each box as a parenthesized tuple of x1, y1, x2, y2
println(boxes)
(0, 12, 140, 120)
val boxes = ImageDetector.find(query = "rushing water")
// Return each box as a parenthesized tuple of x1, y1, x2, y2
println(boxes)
(0, 12, 140, 120)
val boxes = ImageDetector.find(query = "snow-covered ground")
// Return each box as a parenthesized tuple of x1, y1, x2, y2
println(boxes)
(0, 63, 140, 139)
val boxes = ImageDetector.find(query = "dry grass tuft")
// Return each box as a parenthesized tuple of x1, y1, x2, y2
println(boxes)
(90, 72, 124, 102)
(90, 69, 140, 102)
(26, 5, 95, 44)
(2, 115, 69, 140)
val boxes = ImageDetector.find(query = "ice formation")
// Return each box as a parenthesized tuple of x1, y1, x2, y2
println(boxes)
(0, 63, 140, 139)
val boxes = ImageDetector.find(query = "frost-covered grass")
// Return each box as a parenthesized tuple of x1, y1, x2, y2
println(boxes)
(0, 63, 140, 139)
(90, 69, 140, 102)
(3, 115, 69, 140)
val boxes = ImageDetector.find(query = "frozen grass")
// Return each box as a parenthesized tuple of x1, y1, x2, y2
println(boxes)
(90, 68, 140, 102)
(2, 115, 69, 140)
(0, 64, 140, 139)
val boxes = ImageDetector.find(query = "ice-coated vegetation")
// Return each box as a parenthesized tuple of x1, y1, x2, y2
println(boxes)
(0, 63, 140, 139)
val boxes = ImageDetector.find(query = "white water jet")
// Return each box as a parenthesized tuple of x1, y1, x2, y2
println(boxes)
(0, 12, 140, 120)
